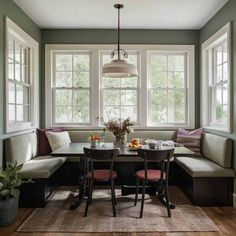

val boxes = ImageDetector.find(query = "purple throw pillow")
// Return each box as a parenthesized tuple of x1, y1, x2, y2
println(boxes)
(37, 128, 64, 156)
(177, 128, 204, 156)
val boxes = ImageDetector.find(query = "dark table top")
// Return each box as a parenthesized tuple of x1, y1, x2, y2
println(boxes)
(51, 143, 195, 160)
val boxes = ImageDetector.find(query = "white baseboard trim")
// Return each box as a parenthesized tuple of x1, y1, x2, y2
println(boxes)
(233, 193, 236, 207)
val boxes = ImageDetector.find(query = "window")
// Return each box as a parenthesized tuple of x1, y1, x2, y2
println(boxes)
(5, 17, 39, 133)
(52, 52, 91, 125)
(45, 45, 194, 129)
(202, 22, 231, 132)
(148, 53, 187, 126)
(100, 52, 139, 122)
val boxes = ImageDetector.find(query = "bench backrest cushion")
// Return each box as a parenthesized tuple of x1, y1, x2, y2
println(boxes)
(5, 132, 37, 165)
(68, 130, 177, 142)
(201, 133, 232, 168)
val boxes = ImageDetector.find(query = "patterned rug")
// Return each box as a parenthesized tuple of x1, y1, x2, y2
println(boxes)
(17, 186, 218, 233)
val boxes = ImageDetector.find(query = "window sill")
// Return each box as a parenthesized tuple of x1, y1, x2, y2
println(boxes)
(204, 126, 232, 134)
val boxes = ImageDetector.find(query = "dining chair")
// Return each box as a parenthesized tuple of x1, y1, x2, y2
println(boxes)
(83, 147, 120, 217)
(134, 147, 174, 218)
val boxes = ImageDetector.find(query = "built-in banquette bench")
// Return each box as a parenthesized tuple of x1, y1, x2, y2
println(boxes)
(4, 130, 235, 207)
(4, 132, 66, 207)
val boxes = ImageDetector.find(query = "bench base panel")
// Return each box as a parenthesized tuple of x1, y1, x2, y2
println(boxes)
(175, 164, 234, 206)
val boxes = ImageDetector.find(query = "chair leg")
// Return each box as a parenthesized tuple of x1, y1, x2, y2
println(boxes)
(112, 179, 117, 205)
(164, 180, 171, 218)
(84, 179, 93, 217)
(140, 180, 146, 218)
(89, 180, 94, 205)
(111, 179, 116, 217)
(134, 176, 139, 206)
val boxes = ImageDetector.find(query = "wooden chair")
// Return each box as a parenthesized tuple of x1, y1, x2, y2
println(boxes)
(83, 147, 120, 217)
(134, 147, 174, 218)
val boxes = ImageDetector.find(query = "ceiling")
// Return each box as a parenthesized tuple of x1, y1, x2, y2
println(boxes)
(13, 0, 228, 29)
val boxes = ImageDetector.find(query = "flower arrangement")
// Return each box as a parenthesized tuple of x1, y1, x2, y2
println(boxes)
(98, 117, 135, 137)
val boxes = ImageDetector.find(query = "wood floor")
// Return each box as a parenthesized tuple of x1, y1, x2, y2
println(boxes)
(0, 206, 235, 236)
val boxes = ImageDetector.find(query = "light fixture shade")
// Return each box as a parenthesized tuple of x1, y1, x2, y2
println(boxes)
(102, 59, 138, 78)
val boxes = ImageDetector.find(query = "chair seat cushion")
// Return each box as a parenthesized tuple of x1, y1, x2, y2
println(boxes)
(175, 156, 235, 178)
(136, 169, 165, 181)
(87, 169, 117, 181)
(19, 155, 66, 179)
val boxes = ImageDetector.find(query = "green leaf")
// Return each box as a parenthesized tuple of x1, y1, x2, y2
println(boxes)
(0, 189, 9, 197)
(10, 189, 19, 198)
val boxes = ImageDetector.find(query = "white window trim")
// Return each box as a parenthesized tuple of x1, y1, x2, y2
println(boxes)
(45, 44, 195, 129)
(201, 22, 232, 133)
(5, 17, 39, 133)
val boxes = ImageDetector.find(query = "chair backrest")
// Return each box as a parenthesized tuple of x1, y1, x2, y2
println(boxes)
(137, 147, 174, 162)
(83, 148, 120, 161)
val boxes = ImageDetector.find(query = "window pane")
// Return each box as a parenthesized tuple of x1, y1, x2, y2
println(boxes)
(16, 84, 23, 104)
(223, 42, 227, 63)
(8, 82, 15, 103)
(121, 106, 137, 121)
(23, 105, 29, 122)
(151, 90, 167, 106)
(16, 105, 23, 121)
(9, 104, 15, 123)
(216, 45, 223, 65)
(168, 72, 174, 88)
(103, 106, 120, 121)
(223, 63, 228, 81)
(73, 54, 89, 71)
(21, 65, 27, 83)
(55, 106, 72, 123)
(73, 90, 90, 106)
(217, 64, 223, 83)
(56, 54, 72, 71)
(22, 47, 27, 65)
(74, 72, 89, 87)
(103, 90, 120, 105)
(121, 77, 137, 88)
(8, 40, 14, 59)
(8, 59, 14, 80)
(151, 71, 167, 88)
(150, 105, 167, 123)
(151, 55, 167, 72)
(174, 72, 185, 88)
(55, 72, 72, 87)
(15, 63, 21, 81)
(121, 90, 137, 105)
(223, 83, 228, 105)
(73, 106, 90, 123)
(174, 55, 185, 71)
(55, 90, 72, 106)
(15, 43, 21, 63)
(103, 77, 120, 88)
(222, 105, 227, 124)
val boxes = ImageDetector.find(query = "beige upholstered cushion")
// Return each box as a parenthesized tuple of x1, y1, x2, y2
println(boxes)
(19, 155, 66, 179)
(68, 130, 177, 143)
(175, 156, 234, 178)
(5, 132, 38, 165)
(46, 131, 71, 151)
(202, 133, 232, 168)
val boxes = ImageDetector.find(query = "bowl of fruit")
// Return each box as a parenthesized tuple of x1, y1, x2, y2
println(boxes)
(127, 138, 143, 150)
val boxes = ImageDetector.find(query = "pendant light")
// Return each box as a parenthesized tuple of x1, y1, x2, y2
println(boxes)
(101, 4, 138, 78)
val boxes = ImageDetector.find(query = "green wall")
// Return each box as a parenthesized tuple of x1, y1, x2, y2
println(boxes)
(41, 29, 200, 128)
(0, 0, 41, 167)
(200, 0, 236, 194)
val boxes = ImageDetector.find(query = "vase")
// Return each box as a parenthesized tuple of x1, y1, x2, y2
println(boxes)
(113, 134, 127, 148)
(90, 140, 98, 148)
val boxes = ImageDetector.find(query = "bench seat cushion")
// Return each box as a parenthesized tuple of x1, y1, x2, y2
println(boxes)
(19, 156, 66, 179)
(175, 156, 234, 178)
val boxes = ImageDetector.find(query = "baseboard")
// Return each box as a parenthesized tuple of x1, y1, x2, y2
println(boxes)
(233, 193, 236, 207)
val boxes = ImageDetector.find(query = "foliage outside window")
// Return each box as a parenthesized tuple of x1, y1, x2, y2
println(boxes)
(5, 17, 39, 133)
(53, 52, 91, 125)
(202, 22, 231, 132)
(45, 44, 195, 128)
(148, 53, 186, 125)
(101, 52, 139, 123)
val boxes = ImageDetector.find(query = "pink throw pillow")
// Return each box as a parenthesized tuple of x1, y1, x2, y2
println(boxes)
(177, 128, 204, 156)
(37, 128, 63, 156)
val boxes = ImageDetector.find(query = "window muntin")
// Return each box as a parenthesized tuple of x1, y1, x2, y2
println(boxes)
(52, 52, 91, 125)
(7, 38, 30, 124)
(100, 52, 139, 122)
(209, 40, 228, 128)
(148, 53, 187, 125)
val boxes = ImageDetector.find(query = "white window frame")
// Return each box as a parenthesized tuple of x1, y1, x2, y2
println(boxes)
(5, 17, 39, 133)
(45, 44, 195, 129)
(201, 22, 232, 133)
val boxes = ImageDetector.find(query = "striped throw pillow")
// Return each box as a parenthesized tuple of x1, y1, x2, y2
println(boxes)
(177, 128, 204, 156)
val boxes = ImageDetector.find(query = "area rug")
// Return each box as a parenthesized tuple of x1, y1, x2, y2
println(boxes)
(17, 186, 218, 233)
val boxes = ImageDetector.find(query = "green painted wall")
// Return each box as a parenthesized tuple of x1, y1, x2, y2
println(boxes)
(0, 0, 41, 167)
(41, 29, 200, 128)
(200, 0, 236, 193)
